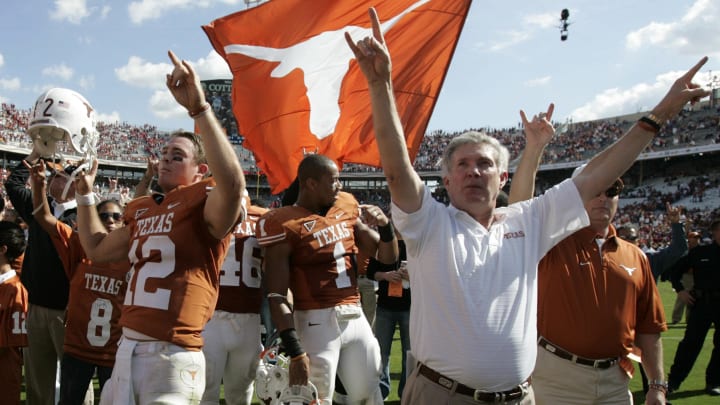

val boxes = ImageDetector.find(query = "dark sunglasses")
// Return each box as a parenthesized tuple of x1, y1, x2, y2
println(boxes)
(602, 181, 623, 198)
(99, 212, 122, 221)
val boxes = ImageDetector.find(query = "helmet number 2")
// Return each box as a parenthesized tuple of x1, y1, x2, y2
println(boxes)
(42, 98, 54, 117)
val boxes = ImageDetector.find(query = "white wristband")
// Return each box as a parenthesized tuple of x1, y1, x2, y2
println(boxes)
(76, 193, 96, 206)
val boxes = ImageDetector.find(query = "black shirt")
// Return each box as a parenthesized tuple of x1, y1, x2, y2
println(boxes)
(367, 239, 411, 310)
(5, 160, 73, 310)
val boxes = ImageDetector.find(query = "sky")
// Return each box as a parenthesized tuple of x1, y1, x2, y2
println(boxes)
(1, 0, 719, 135)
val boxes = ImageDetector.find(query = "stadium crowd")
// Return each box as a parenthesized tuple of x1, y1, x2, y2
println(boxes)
(3, 100, 720, 246)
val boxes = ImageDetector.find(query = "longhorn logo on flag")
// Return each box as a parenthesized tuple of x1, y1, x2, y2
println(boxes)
(204, 0, 472, 193)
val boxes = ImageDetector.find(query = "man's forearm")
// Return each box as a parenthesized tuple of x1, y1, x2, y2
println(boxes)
(637, 333, 665, 381)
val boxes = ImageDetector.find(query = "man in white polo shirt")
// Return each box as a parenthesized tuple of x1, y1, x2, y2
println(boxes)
(346, 7, 709, 404)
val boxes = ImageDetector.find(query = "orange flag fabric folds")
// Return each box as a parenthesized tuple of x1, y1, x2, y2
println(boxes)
(204, 0, 472, 193)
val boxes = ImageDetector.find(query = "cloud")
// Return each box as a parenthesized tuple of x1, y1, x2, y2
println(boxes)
(42, 63, 75, 81)
(0, 53, 4, 68)
(96, 111, 121, 124)
(100, 5, 112, 19)
(78, 75, 95, 91)
(115, 56, 171, 90)
(524, 76, 551, 87)
(0, 95, 7, 104)
(569, 70, 684, 121)
(192, 51, 232, 80)
(149, 89, 185, 119)
(478, 10, 561, 52)
(128, 0, 240, 24)
(523, 12, 558, 29)
(50, 0, 91, 24)
(626, 0, 720, 55)
(0, 77, 21, 91)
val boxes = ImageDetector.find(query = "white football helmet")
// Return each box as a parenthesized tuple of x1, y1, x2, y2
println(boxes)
(27, 88, 98, 158)
(255, 345, 319, 405)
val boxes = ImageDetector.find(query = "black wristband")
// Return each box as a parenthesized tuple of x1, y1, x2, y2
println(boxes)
(378, 223, 395, 242)
(279, 328, 304, 358)
(638, 116, 662, 133)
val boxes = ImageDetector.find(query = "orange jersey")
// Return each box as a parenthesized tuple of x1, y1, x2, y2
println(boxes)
(122, 178, 233, 350)
(257, 192, 361, 310)
(216, 204, 268, 314)
(0, 271, 28, 349)
(0, 270, 26, 405)
(52, 221, 129, 368)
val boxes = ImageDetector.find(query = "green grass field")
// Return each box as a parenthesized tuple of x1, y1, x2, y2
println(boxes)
(20, 281, 715, 404)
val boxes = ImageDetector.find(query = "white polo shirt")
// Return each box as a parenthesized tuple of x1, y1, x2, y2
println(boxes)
(391, 178, 588, 392)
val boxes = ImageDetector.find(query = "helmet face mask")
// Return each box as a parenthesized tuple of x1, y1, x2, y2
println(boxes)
(28, 88, 98, 158)
(255, 345, 319, 405)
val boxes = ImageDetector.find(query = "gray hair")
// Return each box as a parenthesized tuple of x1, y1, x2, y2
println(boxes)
(440, 131, 510, 177)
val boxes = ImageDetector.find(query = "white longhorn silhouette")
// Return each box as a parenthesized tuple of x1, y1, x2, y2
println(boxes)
(223, 0, 432, 140)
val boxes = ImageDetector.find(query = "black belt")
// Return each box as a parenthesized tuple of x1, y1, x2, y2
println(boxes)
(417, 363, 529, 402)
(538, 336, 618, 369)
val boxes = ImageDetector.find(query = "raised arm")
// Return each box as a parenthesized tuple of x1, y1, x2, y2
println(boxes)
(165, 50, 246, 239)
(345, 8, 423, 213)
(572, 57, 710, 203)
(23, 160, 58, 235)
(75, 160, 130, 263)
(509, 104, 556, 203)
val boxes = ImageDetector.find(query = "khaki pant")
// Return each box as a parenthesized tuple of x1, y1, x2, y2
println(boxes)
(402, 363, 535, 405)
(533, 345, 632, 405)
(24, 304, 65, 405)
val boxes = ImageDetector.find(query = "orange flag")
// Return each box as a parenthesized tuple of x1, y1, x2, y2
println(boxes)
(204, 0, 472, 193)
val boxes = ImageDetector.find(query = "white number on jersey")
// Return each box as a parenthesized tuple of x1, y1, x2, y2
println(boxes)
(11, 311, 26, 334)
(125, 235, 174, 310)
(219, 235, 262, 288)
(87, 298, 113, 347)
(334, 241, 352, 288)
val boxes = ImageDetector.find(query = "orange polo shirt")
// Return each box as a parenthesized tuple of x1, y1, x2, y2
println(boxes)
(538, 225, 666, 359)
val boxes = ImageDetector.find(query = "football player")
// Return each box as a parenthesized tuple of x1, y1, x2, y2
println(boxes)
(74, 50, 246, 404)
(258, 154, 398, 405)
(25, 160, 129, 404)
(200, 194, 267, 405)
(0, 221, 28, 405)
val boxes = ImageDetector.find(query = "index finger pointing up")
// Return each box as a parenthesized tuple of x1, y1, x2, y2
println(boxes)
(168, 50, 182, 67)
(369, 8, 385, 46)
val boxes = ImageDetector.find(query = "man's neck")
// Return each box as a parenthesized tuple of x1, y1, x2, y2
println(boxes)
(0, 263, 12, 275)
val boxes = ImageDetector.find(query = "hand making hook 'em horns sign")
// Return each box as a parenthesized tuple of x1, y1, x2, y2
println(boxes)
(345, 8, 392, 86)
(520, 103, 556, 150)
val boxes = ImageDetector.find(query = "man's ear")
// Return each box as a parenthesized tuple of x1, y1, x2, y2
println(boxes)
(442, 176, 449, 188)
(197, 163, 210, 177)
(499, 171, 509, 189)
